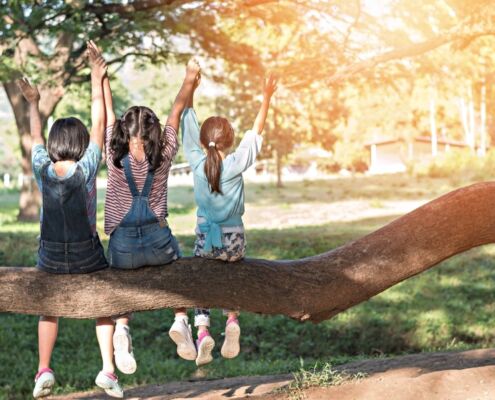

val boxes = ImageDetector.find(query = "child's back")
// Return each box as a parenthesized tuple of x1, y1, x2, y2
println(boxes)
(104, 109, 178, 237)
(180, 73, 277, 366)
(32, 118, 106, 273)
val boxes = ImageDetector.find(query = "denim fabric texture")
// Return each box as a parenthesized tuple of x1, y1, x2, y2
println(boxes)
(108, 154, 181, 269)
(37, 162, 108, 274)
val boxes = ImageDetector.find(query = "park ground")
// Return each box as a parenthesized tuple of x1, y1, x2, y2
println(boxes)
(1, 173, 495, 398)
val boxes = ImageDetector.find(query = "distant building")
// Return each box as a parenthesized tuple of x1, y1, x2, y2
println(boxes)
(365, 136, 470, 174)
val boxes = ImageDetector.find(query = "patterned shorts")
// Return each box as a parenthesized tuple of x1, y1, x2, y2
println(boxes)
(193, 231, 246, 262)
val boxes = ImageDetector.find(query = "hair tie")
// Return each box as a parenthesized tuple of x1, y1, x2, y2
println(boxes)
(208, 141, 216, 148)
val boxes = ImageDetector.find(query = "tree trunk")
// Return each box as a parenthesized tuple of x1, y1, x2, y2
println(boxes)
(468, 84, 476, 150)
(3, 81, 63, 221)
(429, 82, 438, 157)
(275, 148, 283, 188)
(1, 182, 495, 322)
(273, 106, 283, 188)
(3, 82, 44, 221)
(458, 96, 470, 145)
(480, 79, 487, 156)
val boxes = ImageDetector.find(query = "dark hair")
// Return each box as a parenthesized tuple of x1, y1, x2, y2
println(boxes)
(200, 116, 234, 194)
(47, 117, 90, 163)
(110, 106, 164, 171)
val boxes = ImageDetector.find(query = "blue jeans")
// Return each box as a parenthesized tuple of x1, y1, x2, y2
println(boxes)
(108, 223, 181, 269)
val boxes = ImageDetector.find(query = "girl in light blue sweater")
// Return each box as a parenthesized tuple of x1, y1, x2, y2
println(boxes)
(179, 73, 277, 366)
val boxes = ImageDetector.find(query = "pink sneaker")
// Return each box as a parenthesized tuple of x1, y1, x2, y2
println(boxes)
(196, 330, 215, 366)
(33, 368, 55, 398)
(221, 318, 240, 359)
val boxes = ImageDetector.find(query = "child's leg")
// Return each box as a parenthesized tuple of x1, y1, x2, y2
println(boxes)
(113, 314, 136, 375)
(33, 316, 57, 398)
(96, 318, 115, 373)
(95, 318, 124, 399)
(169, 308, 197, 361)
(193, 308, 215, 366)
(221, 311, 241, 359)
(38, 316, 58, 370)
(194, 308, 211, 333)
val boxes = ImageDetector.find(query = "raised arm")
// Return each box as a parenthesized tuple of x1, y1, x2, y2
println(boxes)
(89, 40, 116, 128)
(186, 72, 201, 109)
(181, 73, 204, 169)
(16, 78, 43, 146)
(87, 40, 107, 150)
(166, 58, 201, 131)
(252, 74, 278, 135)
(102, 74, 116, 128)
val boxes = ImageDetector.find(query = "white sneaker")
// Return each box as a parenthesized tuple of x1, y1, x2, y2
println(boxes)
(95, 371, 124, 398)
(221, 319, 241, 359)
(33, 369, 55, 398)
(168, 318, 197, 361)
(113, 324, 137, 374)
(196, 333, 215, 367)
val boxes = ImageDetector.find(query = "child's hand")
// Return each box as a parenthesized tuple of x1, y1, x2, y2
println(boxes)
(87, 40, 107, 80)
(16, 78, 40, 104)
(186, 58, 201, 80)
(194, 71, 202, 90)
(263, 73, 278, 99)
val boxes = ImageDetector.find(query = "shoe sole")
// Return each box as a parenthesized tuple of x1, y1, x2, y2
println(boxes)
(33, 377, 55, 398)
(95, 378, 124, 399)
(196, 336, 215, 366)
(221, 323, 241, 359)
(169, 329, 197, 361)
(113, 333, 137, 374)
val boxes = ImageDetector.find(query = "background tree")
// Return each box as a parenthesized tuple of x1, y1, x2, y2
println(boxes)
(3, 0, 495, 217)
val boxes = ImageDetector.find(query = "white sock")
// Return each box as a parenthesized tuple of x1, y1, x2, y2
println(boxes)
(115, 322, 129, 333)
(175, 314, 188, 322)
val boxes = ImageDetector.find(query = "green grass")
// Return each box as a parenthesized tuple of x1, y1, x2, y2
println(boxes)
(285, 361, 367, 400)
(1, 174, 495, 398)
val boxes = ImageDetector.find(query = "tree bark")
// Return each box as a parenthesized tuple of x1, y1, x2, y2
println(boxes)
(3, 81, 64, 221)
(1, 182, 495, 322)
(3, 82, 43, 221)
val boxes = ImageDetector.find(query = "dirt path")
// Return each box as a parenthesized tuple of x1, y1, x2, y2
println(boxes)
(55, 348, 495, 399)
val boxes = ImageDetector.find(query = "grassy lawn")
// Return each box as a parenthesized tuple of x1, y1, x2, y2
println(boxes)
(1, 174, 495, 398)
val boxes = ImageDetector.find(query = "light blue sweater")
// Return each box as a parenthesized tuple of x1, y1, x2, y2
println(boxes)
(181, 108, 263, 251)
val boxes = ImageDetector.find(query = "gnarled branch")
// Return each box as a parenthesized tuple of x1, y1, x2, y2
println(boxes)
(1, 182, 494, 322)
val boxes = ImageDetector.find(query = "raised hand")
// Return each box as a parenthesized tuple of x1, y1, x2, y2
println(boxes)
(263, 73, 278, 99)
(186, 58, 201, 80)
(252, 74, 278, 135)
(16, 77, 40, 104)
(86, 40, 107, 80)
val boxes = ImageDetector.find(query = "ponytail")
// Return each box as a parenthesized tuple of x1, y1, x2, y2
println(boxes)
(200, 116, 235, 195)
(110, 118, 130, 168)
(111, 106, 163, 170)
(204, 145, 223, 194)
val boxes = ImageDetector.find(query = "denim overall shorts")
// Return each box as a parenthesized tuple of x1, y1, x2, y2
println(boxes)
(37, 163, 108, 274)
(108, 154, 181, 269)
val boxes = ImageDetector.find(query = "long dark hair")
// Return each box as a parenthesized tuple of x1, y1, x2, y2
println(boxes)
(47, 117, 89, 162)
(110, 106, 164, 171)
(200, 116, 234, 194)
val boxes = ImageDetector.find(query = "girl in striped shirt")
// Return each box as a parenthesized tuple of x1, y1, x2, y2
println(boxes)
(101, 59, 201, 375)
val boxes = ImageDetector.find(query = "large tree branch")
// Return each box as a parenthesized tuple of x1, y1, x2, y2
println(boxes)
(1, 182, 494, 322)
(85, 0, 180, 15)
(285, 30, 495, 89)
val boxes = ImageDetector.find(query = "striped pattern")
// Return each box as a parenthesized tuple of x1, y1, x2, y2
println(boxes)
(104, 125, 178, 235)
